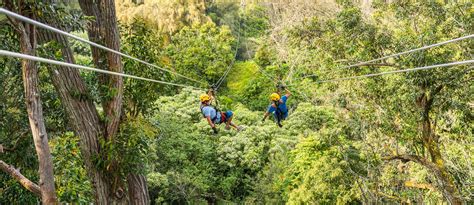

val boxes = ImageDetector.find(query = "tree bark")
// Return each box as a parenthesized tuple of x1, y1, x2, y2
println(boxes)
(77, 0, 124, 140)
(127, 173, 150, 204)
(416, 91, 461, 205)
(76, 1, 150, 204)
(34, 0, 149, 203)
(9, 13, 58, 204)
(0, 160, 41, 197)
(36, 27, 115, 204)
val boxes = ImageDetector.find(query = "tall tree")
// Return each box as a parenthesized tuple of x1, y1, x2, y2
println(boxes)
(11, 0, 150, 203)
(3, 1, 58, 204)
(76, 0, 149, 203)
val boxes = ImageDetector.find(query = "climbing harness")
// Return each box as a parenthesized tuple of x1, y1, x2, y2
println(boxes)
(200, 87, 229, 124)
(273, 101, 285, 127)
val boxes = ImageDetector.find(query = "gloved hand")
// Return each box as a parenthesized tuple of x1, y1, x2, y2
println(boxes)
(212, 127, 218, 134)
(278, 122, 283, 128)
(262, 117, 266, 122)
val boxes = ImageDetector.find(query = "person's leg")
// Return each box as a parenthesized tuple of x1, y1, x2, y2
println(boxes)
(226, 111, 240, 129)
(275, 112, 284, 128)
(227, 116, 239, 129)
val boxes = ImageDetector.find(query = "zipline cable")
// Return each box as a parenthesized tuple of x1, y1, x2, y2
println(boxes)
(316, 60, 474, 83)
(0, 8, 207, 87)
(341, 34, 474, 69)
(284, 60, 473, 104)
(294, 34, 474, 81)
(214, 16, 242, 90)
(0, 50, 205, 90)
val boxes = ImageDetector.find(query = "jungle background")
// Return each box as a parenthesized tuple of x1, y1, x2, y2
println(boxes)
(1, 0, 473, 204)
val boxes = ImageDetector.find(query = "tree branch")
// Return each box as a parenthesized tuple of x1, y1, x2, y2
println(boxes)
(404, 180, 435, 191)
(383, 154, 425, 164)
(383, 154, 445, 186)
(0, 160, 41, 197)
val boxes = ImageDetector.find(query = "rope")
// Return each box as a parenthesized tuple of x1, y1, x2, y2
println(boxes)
(0, 8, 207, 87)
(341, 34, 474, 69)
(316, 60, 473, 83)
(214, 16, 242, 90)
(256, 65, 280, 85)
(0, 50, 205, 90)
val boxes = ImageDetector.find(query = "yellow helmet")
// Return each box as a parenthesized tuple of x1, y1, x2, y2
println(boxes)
(200, 94, 211, 102)
(270, 93, 280, 101)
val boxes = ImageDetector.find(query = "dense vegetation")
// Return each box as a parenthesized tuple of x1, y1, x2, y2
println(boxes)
(1, 0, 472, 204)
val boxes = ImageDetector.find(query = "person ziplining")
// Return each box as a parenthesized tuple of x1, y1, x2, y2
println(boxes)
(262, 85, 291, 127)
(200, 89, 243, 134)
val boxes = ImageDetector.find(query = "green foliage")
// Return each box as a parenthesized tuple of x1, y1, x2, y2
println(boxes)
(166, 22, 235, 84)
(50, 133, 93, 203)
(225, 61, 274, 110)
(116, 0, 210, 33)
(144, 88, 362, 203)
(2, 1, 472, 204)
(94, 116, 157, 181)
(117, 116, 158, 174)
(120, 19, 174, 116)
(280, 1, 473, 202)
(281, 132, 362, 204)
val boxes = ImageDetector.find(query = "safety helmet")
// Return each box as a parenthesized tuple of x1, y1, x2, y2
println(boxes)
(270, 93, 280, 101)
(200, 94, 211, 102)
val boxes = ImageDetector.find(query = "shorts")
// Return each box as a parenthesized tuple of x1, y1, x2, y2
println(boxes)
(225, 111, 233, 118)
(219, 111, 233, 124)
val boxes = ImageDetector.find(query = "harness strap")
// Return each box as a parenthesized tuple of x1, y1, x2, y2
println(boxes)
(220, 112, 227, 123)
(273, 100, 287, 124)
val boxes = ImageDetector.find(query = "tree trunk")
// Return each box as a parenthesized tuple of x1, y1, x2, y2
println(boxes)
(14, 16, 58, 204)
(77, 1, 150, 204)
(127, 173, 150, 204)
(77, 0, 124, 140)
(417, 92, 461, 205)
(36, 28, 115, 204)
(34, 0, 150, 203)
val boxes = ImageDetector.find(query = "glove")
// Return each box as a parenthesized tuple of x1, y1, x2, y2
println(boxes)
(212, 127, 218, 134)
(278, 122, 283, 128)
(262, 117, 266, 122)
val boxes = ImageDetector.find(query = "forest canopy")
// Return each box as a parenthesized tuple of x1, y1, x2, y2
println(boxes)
(0, 0, 473, 204)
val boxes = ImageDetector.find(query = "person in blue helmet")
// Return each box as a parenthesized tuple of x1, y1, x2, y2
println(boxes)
(262, 87, 291, 127)
(200, 92, 242, 134)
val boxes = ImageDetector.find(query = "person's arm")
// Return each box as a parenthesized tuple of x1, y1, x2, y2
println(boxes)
(206, 116, 218, 133)
(285, 88, 291, 97)
(206, 116, 215, 127)
(262, 112, 270, 122)
(207, 90, 215, 102)
(262, 104, 275, 121)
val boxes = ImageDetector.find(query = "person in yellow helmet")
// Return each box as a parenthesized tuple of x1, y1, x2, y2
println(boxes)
(262, 86, 291, 127)
(200, 91, 242, 134)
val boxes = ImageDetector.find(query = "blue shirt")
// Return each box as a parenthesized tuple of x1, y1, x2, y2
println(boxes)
(201, 105, 221, 123)
(267, 95, 288, 116)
